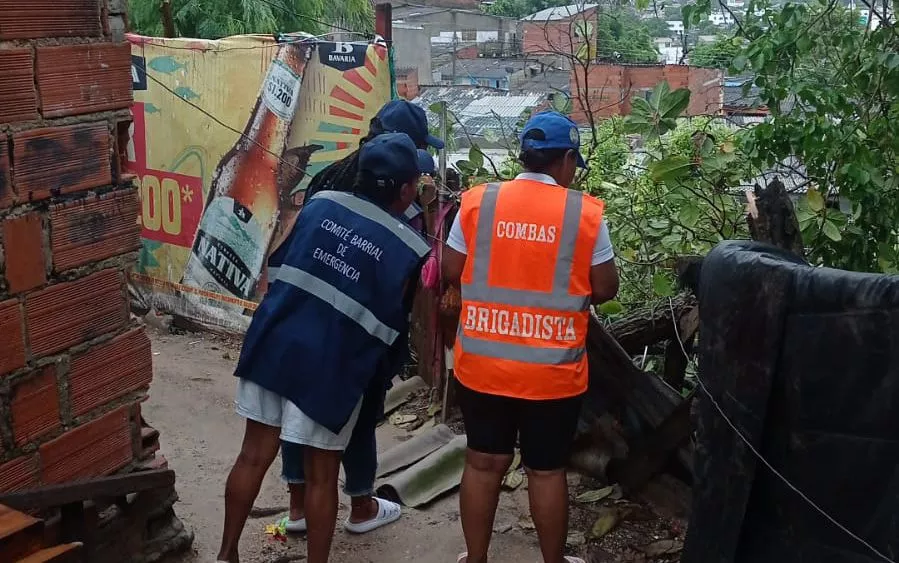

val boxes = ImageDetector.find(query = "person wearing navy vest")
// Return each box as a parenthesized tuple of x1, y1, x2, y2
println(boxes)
(217, 133, 431, 563)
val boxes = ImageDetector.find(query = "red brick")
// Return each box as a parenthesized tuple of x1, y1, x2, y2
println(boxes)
(11, 367, 60, 446)
(36, 43, 133, 118)
(0, 455, 39, 493)
(0, 0, 102, 40)
(2, 213, 47, 294)
(0, 48, 38, 124)
(12, 123, 112, 202)
(25, 269, 126, 357)
(69, 329, 152, 417)
(50, 190, 141, 272)
(39, 406, 132, 484)
(0, 145, 11, 210)
(0, 299, 26, 376)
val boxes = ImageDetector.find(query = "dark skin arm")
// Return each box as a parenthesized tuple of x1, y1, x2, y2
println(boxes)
(590, 259, 619, 304)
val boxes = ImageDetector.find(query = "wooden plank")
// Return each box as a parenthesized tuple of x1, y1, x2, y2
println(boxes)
(17, 542, 82, 563)
(0, 469, 174, 512)
(0, 504, 43, 561)
(607, 392, 696, 492)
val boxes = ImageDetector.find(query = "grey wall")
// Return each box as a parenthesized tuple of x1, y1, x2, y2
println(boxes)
(393, 26, 432, 86)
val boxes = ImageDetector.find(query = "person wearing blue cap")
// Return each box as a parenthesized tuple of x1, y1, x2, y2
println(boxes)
(273, 147, 441, 539)
(217, 133, 430, 563)
(442, 111, 619, 563)
(303, 99, 444, 202)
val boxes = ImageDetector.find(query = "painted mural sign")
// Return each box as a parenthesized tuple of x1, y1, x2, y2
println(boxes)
(125, 34, 391, 332)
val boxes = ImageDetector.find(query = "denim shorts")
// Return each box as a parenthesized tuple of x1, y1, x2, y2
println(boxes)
(235, 379, 363, 450)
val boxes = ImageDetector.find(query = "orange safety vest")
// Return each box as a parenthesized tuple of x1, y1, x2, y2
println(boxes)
(453, 178, 605, 400)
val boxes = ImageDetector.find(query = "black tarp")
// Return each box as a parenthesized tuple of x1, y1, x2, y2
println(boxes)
(683, 240, 899, 563)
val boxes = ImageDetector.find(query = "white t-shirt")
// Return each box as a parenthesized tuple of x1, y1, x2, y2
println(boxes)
(446, 173, 615, 265)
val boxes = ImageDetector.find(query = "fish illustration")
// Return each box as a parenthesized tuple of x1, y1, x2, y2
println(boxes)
(144, 103, 161, 114)
(148, 56, 186, 74)
(174, 86, 200, 101)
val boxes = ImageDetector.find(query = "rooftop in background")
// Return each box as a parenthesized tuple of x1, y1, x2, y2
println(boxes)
(391, 4, 517, 21)
(512, 67, 569, 93)
(522, 3, 598, 21)
(435, 58, 529, 80)
(412, 86, 547, 146)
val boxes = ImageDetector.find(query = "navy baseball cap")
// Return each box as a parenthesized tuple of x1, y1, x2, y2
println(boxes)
(373, 100, 445, 150)
(519, 111, 588, 169)
(359, 132, 421, 186)
(417, 150, 436, 176)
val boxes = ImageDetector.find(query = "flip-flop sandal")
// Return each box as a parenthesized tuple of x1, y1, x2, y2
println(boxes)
(456, 553, 467, 563)
(565, 557, 586, 563)
(343, 497, 402, 534)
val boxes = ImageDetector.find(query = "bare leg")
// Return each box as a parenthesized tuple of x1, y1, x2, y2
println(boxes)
(526, 468, 569, 563)
(459, 450, 513, 563)
(217, 419, 282, 563)
(289, 483, 305, 521)
(304, 447, 343, 563)
(349, 495, 379, 523)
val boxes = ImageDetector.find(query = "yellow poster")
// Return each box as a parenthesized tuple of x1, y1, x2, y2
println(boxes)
(125, 34, 391, 332)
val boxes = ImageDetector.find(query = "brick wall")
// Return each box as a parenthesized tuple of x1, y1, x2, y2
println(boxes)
(0, 0, 160, 493)
(522, 8, 598, 57)
(396, 68, 420, 100)
(570, 63, 724, 123)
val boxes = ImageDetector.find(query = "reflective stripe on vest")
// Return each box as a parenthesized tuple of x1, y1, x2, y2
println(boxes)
(311, 191, 431, 258)
(404, 202, 423, 221)
(459, 182, 589, 366)
(276, 265, 400, 346)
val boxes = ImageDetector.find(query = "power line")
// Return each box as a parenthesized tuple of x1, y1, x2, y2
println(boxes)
(135, 58, 311, 178)
(135, 32, 370, 53)
(667, 297, 897, 563)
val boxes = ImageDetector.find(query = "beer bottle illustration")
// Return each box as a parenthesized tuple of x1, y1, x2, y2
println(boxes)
(180, 42, 309, 320)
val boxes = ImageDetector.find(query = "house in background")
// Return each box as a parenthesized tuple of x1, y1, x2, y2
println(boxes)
(569, 63, 723, 122)
(393, 23, 432, 87)
(392, 5, 521, 57)
(521, 3, 598, 62)
(434, 58, 529, 89)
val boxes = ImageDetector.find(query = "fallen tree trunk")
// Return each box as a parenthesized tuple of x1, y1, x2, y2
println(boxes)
(609, 294, 696, 355)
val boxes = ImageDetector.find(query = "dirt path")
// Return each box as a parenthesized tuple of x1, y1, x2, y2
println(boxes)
(145, 329, 549, 563)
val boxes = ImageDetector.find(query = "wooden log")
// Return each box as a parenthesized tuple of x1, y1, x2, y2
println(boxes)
(746, 177, 805, 257)
(609, 294, 697, 355)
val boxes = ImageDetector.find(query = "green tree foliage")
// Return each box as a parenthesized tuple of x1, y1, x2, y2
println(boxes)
(683, 0, 899, 272)
(128, 0, 373, 39)
(597, 9, 660, 63)
(590, 83, 749, 306)
(688, 34, 743, 68)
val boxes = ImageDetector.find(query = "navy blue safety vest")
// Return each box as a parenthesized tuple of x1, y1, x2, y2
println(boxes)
(236, 191, 430, 434)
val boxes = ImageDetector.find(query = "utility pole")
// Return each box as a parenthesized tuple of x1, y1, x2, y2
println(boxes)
(375, 3, 393, 43)
(451, 11, 457, 84)
(160, 0, 176, 38)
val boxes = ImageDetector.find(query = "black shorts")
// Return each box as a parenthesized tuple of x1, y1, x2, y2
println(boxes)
(456, 380, 583, 471)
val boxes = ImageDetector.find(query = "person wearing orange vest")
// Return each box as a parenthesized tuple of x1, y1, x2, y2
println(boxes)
(442, 111, 619, 563)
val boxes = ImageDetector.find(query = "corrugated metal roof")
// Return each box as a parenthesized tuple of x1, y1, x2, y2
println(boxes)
(522, 3, 597, 21)
(412, 86, 547, 146)
(461, 94, 544, 117)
